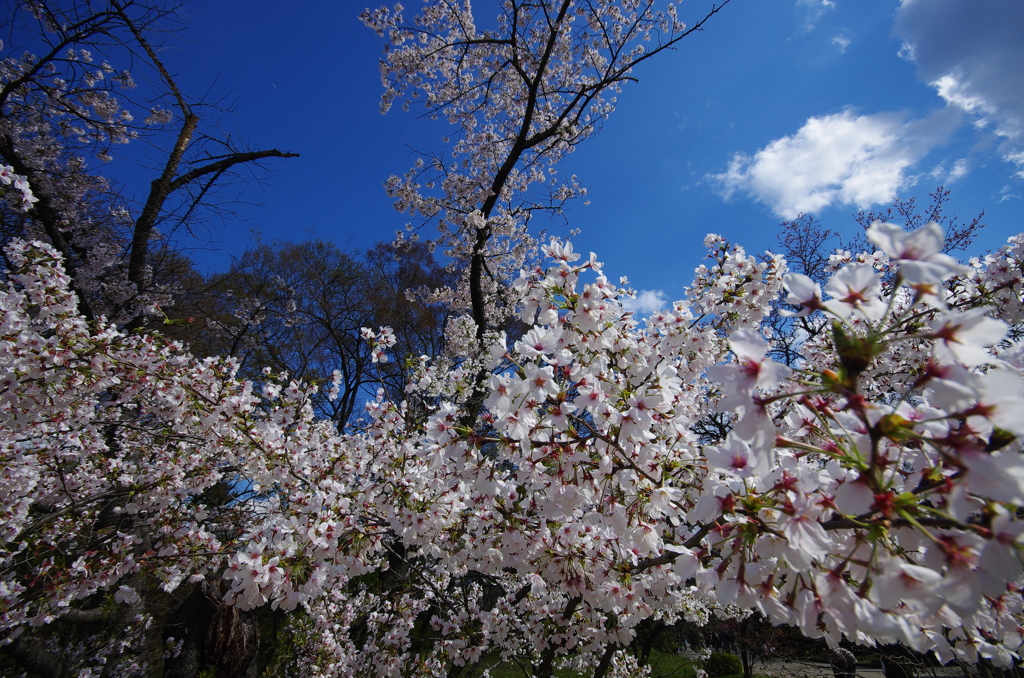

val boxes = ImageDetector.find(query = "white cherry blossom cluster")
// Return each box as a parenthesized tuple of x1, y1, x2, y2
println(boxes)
(0, 239, 272, 669)
(3, 221, 1024, 676)
(0, 164, 37, 211)
(218, 225, 1024, 675)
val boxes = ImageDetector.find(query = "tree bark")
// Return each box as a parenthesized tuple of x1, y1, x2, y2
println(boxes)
(163, 580, 259, 678)
(3, 635, 65, 678)
(830, 647, 857, 678)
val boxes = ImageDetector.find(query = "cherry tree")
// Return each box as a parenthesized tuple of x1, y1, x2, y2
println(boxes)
(4, 123, 1024, 678)
(0, 0, 297, 673)
(362, 0, 731, 341)
(0, 0, 297, 328)
(6, 215, 1022, 676)
(2, 1, 1024, 677)
(220, 224, 1024, 678)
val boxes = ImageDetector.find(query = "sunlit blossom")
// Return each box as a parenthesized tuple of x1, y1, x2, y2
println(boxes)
(867, 221, 967, 284)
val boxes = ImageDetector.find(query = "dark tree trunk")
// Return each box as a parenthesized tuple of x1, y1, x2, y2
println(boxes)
(3, 634, 66, 678)
(882, 656, 912, 678)
(830, 648, 858, 678)
(163, 581, 259, 678)
(741, 648, 754, 678)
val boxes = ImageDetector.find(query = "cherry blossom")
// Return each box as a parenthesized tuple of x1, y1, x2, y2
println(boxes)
(867, 221, 967, 284)
(4, 2, 1024, 674)
(929, 307, 1007, 367)
(5, 220, 1024, 676)
(362, 0, 732, 339)
(822, 263, 887, 320)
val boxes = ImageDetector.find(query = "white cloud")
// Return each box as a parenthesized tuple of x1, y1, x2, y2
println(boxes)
(710, 110, 955, 218)
(1007, 152, 1024, 179)
(897, 42, 916, 62)
(928, 158, 970, 184)
(895, 0, 1024, 172)
(948, 158, 969, 182)
(831, 34, 851, 53)
(622, 290, 668, 316)
(931, 75, 995, 120)
(795, 0, 835, 32)
(797, 0, 836, 11)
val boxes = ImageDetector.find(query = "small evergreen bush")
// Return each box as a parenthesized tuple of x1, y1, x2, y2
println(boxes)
(704, 651, 743, 677)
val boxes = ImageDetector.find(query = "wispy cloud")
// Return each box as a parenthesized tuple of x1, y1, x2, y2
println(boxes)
(896, 0, 1024, 172)
(999, 185, 1020, 203)
(831, 34, 851, 53)
(796, 0, 836, 31)
(710, 110, 956, 218)
(797, 0, 836, 12)
(928, 158, 969, 184)
(897, 42, 916, 62)
(622, 290, 668, 316)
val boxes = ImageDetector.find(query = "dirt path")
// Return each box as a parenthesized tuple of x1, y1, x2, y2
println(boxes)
(757, 660, 886, 678)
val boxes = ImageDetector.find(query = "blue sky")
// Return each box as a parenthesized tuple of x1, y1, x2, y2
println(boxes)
(135, 0, 1023, 312)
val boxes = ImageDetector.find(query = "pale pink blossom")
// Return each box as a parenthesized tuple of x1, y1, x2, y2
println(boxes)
(867, 221, 967, 284)
(930, 307, 1007, 367)
(823, 263, 886, 320)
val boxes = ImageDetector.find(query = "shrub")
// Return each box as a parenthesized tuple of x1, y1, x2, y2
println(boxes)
(704, 651, 744, 677)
